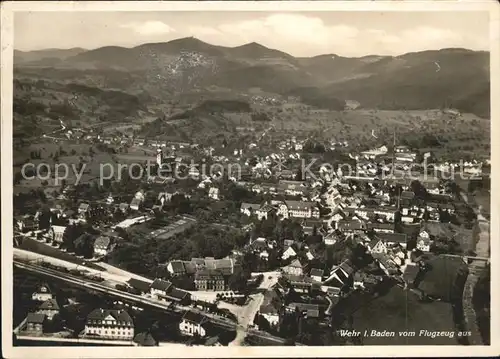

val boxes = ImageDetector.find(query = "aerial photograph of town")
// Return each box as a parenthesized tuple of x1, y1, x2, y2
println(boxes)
(5, 5, 493, 354)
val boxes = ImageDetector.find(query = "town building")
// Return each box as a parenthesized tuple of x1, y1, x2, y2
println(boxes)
(49, 225, 67, 244)
(150, 279, 173, 299)
(278, 201, 320, 219)
(282, 259, 305, 276)
(37, 298, 60, 320)
(282, 245, 297, 260)
(367, 238, 388, 254)
(130, 198, 141, 211)
(127, 278, 152, 295)
(416, 237, 431, 252)
(179, 311, 208, 337)
(286, 303, 320, 319)
(194, 269, 226, 291)
(93, 236, 112, 256)
(32, 283, 53, 302)
(309, 268, 324, 282)
(84, 308, 134, 340)
(375, 233, 408, 249)
(25, 313, 46, 335)
(208, 187, 220, 200)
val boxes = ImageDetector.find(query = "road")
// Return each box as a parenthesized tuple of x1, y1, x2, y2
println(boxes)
(460, 192, 490, 345)
(228, 271, 281, 346)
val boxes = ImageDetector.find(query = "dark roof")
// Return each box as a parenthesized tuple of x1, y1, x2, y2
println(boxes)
(169, 260, 186, 274)
(375, 232, 408, 244)
(309, 268, 324, 277)
(285, 200, 316, 211)
(87, 308, 133, 323)
(182, 311, 207, 324)
(338, 220, 365, 230)
(401, 191, 415, 200)
(399, 224, 421, 238)
(127, 278, 151, 292)
(35, 283, 52, 294)
(367, 222, 394, 230)
(150, 279, 173, 292)
(134, 332, 158, 346)
(27, 313, 46, 324)
(372, 253, 398, 269)
(338, 260, 354, 276)
(169, 288, 190, 301)
(288, 303, 320, 318)
(38, 298, 60, 311)
(195, 269, 224, 280)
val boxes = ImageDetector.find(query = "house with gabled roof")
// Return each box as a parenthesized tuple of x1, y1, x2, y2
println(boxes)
(130, 198, 141, 211)
(127, 278, 151, 295)
(93, 236, 112, 256)
(282, 259, 305, 276)
(166, 260, 187, 276)
(48, 225, 67, 244)
(150, 279, 173, 298)
(282, 245, 297, 261)
(32, 283, 53, 302)
(84, 308, 134, 340)
(375, 233, 408, 249)
(309, 268, 324, 282)
(366, 222, 395, 234)
(336, 219, 366, 234)
(372, 253, 399, 276)
(26, 313, 46, 335)
(256, 204, 277, 220)
(324, 260, 354, 287)
(367, 237, 388, 254)
(323, 232, 339, 246)
(179, 311, 208, 338)
(37, 298, 60, 320)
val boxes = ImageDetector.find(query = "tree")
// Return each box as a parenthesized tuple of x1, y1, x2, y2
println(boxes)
(228, 267, 249, 293)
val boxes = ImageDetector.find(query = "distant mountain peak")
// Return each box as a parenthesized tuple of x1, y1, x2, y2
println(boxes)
(238, 41, 268, 49)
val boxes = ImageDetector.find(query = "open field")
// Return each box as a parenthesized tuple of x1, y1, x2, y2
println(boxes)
(351, 286, 458, 345)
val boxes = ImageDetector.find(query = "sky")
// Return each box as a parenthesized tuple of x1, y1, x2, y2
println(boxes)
(14, 11, 490, 57)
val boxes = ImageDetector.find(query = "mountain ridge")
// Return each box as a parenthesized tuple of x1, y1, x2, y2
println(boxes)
(14, 36, 490, 118)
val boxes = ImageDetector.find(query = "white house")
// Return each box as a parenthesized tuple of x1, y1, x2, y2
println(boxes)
(208, 187, 220, 200)
(84, 309, 134, 340)
(367, 238, 388, 254)
(130, 198, 141, 211)
(150, 279, 173, 298)
(282, 246, 297, 260)
(282, 259, 304, 276)
(323, 232, 338, 246)
(49, 225, 67, 244)
(416, 237, 431, 252)
(179, 311, 208, 337)
(32, 283, 53, 302)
